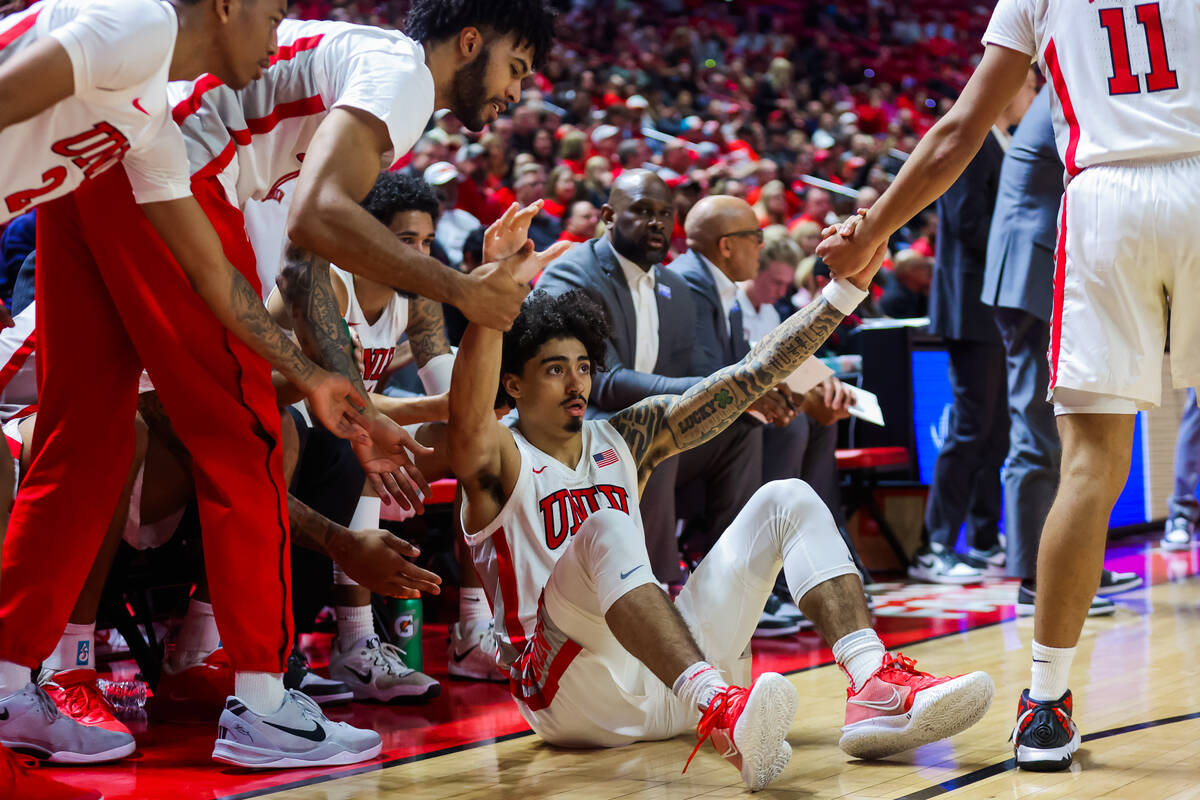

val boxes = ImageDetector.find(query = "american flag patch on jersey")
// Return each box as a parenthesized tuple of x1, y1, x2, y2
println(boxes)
(592, 448, 619, 468)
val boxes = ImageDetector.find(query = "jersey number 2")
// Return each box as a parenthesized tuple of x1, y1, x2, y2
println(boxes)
(1099, 3, 1178, 95)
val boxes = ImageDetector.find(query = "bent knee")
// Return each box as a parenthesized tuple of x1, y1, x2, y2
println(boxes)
(753, 478, 826, 517)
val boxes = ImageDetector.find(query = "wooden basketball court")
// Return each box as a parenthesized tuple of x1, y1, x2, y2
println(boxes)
(240, 540, 1200, 800)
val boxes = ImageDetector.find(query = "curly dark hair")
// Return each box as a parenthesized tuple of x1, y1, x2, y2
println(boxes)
(405, 0, 558, 72)
(499, 289, 610, 406)
(360, 171, 440, 226)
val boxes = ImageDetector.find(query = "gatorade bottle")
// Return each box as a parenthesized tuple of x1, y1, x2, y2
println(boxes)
(391, 597, 423, 671)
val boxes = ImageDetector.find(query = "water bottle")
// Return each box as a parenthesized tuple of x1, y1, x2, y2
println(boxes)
(98, 678, 148, 721)
(390, 597, 423, 671)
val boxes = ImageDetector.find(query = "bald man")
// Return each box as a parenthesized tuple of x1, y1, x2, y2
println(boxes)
(536, 171, 762, 587)
(673, 195, 857, 631)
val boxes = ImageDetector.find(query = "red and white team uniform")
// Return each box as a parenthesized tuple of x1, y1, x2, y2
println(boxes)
(330, 266, 406, 394)
(984, 0, 1200, 409)
(464, 421, 860, 747)
(0, 0, 190, 224)
(0, 0, 292, 675)
(169, 19, 434, 286)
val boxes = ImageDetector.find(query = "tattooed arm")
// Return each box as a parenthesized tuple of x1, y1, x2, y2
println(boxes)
(610, 293, 853, 490)
(406, 297, 451, 367)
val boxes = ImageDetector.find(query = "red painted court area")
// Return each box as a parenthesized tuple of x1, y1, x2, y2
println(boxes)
(36, 535, 1188, 800)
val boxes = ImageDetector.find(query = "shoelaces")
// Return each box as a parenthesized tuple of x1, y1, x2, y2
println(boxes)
(684, 685, 748, 772)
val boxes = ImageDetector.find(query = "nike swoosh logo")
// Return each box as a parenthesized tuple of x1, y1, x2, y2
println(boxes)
(533, 467, 547, 474)
(619, 565, 644, 580)
(345, 665, 372, 684)
(263, 719, 327, 742)
(132, 97, 149, 116)
(452, 645, 479, 664)
(848, 687, 903, 711)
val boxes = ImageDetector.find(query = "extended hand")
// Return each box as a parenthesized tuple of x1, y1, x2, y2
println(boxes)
(352, 413, 434, 511)
(304, 370, 370, 441)
(328, 527, 442, 598)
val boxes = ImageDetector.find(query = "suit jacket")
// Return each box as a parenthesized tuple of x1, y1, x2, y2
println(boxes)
(981, 87, 1063, 323)
(535, 236, 702, 412)
(928, 128, 1004, 343)
(671, 249, 750, 374)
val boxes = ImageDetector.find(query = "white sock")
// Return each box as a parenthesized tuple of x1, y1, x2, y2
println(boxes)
(1029, 641, 1075, 702)
(459, 587, 490, 628)
(45, 622, 96, 672)
(0, 660, 30, 695)
(335, 604, 374, 648)
(832, 628, 886, 691)
(672, 661, 728, 713)
(235, 671, 286, 715)
(177, 599, 220, 656)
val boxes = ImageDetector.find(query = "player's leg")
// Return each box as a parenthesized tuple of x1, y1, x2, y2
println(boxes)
(533, 508, 796, 791)
(0, 183, 142, 763)
(677, 479, 994, 760)
(82, 174, 377, 768)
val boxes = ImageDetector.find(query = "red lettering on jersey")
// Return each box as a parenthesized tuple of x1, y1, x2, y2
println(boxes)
(50, 123, 131, 179)
(539, 484, 631, 550)
(362, 347, 395, 382)
(4, 166, 67, 214)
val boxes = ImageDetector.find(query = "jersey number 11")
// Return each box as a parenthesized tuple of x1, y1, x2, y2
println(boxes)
(1099, 2, 1178, 95)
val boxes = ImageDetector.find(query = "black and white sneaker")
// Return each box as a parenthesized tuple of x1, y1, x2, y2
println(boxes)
(1162, 516, 1195, 551)
(1015, 583, 1114, 617)
(907, 543, 983, 585)
(1097, 569, 1142, 596)
(283, 649, 353, 706)
(329, 635, 441, 703)
(211, 690, 381, 769)
(1012, 689, 1080, 772)
(0, 682, 134, 764)
(753, 595, 802, 638)
(964, 545, 1006, 577)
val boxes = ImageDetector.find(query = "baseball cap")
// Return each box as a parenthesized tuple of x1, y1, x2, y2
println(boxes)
(423, 161, 460, 186)
(591, 124, 620, 144)
(456, 143, 486, 164)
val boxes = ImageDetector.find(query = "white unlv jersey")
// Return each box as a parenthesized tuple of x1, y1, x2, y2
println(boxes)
(984, 0, 1200, 176)
(464, 421, 641, 667)
(330, 265, 408, 393)
(0, 0, 191, 224)
(168, 19, 434, 207)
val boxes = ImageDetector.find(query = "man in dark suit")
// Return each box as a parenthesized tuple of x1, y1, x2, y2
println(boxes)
(535, 171, 762, 586)
(673, 196, 855, 633)
(911, 68, 1038, 584)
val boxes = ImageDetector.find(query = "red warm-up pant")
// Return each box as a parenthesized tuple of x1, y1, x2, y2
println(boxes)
(0, 167, 292, 674)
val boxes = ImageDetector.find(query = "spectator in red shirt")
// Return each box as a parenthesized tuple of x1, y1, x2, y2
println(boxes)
(558, 200, 600, 243)
(543, 165, 578, 220)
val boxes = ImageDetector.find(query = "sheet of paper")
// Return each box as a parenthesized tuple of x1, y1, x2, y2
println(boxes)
(784, 356, 834, 395)
(844, 384, 885, 426)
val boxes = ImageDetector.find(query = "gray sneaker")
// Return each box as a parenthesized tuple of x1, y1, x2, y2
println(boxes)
(330, 635, 441, 703)
(0, 682, 135, 763)
(211, 689, 381, 769)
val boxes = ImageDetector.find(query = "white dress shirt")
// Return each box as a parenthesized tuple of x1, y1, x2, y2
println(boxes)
(738, 285, 782, 346)
(610, 234, 660, 373)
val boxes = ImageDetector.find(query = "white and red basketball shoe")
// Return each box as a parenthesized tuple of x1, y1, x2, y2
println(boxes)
(684, 672, 798, 792)
(839, 652, 994, 759)
(39, 670, 132, 738)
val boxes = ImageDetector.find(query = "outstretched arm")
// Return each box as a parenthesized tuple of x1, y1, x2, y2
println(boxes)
(609, 254, 885, 489)
(140, 198, 369, 442)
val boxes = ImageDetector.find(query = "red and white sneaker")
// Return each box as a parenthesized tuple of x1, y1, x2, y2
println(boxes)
(150, 648, 233, 723)
(39, 670, 131, 737)
(0, 744, 100, 800)
(839, 652, 994, 759)
(683, 673, 798, 792)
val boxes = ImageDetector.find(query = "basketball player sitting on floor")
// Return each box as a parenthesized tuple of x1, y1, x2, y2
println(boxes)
(448, 207, 996, 792)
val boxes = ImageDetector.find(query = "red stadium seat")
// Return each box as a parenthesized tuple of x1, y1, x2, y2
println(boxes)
(836, 447, 913, 569)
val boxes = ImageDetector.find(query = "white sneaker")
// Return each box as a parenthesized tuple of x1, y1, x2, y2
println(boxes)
(965, 545, 1006, 578)
(1162, 516, 1194, 551)
(908, 544, 984, 585)
(329, 635, 441, 703)
(211, 689, 380, 769)
(448, 621, 507, 682)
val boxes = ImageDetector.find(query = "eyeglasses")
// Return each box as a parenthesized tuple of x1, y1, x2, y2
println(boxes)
(719, 228, 765, 244)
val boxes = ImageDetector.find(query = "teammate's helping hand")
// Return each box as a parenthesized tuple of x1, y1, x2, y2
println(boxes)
(304, 369, 370, 442)
(328, 527, 442, 598)
(352, 413, 434, 511)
